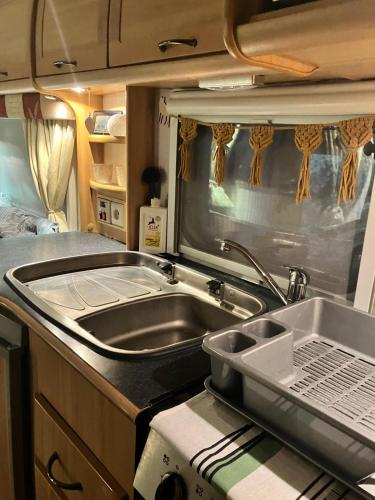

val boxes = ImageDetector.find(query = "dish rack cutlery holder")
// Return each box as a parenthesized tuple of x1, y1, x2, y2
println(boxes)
(203, 297, 375, 484)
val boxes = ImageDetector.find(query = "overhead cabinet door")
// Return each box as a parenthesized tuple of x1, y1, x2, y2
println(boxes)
(109, 0, 226, 67)
(36, 0, 109, 76)
(0, 0, 31, 81)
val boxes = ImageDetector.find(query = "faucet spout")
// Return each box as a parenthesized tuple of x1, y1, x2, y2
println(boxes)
(219, 239, 289, 305)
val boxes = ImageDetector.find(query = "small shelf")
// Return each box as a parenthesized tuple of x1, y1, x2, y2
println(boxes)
(89, 179, 126, 193)
(89, 134, 125, 144)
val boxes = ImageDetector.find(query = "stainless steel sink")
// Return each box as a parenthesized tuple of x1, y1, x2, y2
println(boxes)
(78, 293, 239, 353)
(6, 251, 267, 357)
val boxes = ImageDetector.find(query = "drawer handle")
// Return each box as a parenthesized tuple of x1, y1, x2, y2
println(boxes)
(0, 71, 8, 77)
(53, 60, 77, 69)
(46, 452, 82, 491)
(158, 39, 197, 52)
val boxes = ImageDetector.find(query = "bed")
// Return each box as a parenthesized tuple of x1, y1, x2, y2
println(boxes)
(0, 197, 58, 239)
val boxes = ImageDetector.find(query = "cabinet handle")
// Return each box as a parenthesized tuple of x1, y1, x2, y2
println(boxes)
(0, 71, 8, 77)
(158, 39, 197, 52)
(53, 60, 77, 69)
(46, 452, 82, 491)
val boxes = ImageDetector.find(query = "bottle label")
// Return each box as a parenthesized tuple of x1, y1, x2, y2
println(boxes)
(144, 214, 161, 248)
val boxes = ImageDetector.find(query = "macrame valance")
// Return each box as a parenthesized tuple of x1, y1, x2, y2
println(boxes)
(248, 126, 274, 187)
(338, 117, 374, 204)
(295, 125, 323, 204)
(212, 123, 235, 185)
(178, 117, 198, 181)
(177, 116, 374, 205)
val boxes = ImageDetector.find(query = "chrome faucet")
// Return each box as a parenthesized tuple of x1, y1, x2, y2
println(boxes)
(219, 239, 309, 305)
(285, 265, 309, 303)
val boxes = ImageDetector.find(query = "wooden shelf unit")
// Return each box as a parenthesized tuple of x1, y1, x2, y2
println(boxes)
(89, 134, 125, 144)
(57, 87, 155, 248)
(87, 108, 127, 244)
(89, 179, 126, 194)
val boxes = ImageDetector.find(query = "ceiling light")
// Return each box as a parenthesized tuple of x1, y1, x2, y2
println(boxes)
(199, 75, 264, 91)
(44, 95, 57, 101)
(55, 102, 70, 119)
(71, 86, 87, 94)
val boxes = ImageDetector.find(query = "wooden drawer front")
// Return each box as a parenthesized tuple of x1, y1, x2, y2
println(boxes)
(34, 395, 126, 499)
(109, 0, 225, 67)
(30, 334, 136, 495)
(0, 354, 12, 500)
(35, 465, 61, 500)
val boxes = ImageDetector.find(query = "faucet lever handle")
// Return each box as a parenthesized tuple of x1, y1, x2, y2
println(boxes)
(207, 279, 224, 291)
(283, 265, 310, 302)
(157, 262, 173, 274)
(207, 279, 225, 301)
(283, 265, 310, 282)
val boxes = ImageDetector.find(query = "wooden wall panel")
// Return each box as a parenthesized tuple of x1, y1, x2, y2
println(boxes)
(125, 87, 156, 250)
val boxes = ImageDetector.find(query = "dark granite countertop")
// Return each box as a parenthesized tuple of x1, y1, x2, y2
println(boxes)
(0, 232, 281, 417)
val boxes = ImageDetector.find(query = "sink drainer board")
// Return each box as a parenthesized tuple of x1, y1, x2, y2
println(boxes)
(203, 298, 375, 485)
(26, 266, 163, 318)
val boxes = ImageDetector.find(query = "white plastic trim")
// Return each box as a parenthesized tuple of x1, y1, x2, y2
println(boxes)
(354, 176, 375, 312)
(167, 116, 179, 254)
(167, 81, 375, 122)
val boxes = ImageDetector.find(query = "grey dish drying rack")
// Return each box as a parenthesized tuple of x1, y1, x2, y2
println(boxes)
(203, 297, 375, 492)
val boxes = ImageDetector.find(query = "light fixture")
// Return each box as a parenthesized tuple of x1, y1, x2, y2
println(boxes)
(55, 102, 70, 119)
(71, 86, 87, 94)
(198, 74, 264, 91)
(44, 95, 57, 101)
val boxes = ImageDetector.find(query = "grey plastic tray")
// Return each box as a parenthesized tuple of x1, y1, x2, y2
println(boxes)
(204, 377, 372, 500)
(203, 297, 375, 485)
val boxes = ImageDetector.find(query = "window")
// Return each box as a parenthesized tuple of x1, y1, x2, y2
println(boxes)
(178, 125, 374, 301)
(0, 119, 44, 215)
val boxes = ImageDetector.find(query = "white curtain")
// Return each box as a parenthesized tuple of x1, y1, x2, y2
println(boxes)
(26, 119, 75, 232)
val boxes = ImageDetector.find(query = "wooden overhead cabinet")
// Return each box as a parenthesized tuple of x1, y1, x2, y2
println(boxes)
(0, 0, 32, 81)
(109, 0, 226, 67)
(35, 0, 109, 76)
(227, 0, 375, 80)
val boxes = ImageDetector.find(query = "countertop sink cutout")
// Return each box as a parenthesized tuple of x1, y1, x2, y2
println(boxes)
(7, 251, 267, 357)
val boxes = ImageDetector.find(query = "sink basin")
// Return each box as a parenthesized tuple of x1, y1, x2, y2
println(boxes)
(78, 293, 238, 353)
(6, 251, 267, 357)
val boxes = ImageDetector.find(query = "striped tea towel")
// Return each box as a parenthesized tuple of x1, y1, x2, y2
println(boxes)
(151, 391, 365, 500)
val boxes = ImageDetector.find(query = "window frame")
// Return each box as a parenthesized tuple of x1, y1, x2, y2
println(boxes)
(166, 119, 375, 312)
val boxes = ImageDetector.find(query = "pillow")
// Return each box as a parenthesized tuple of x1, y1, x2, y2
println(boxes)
(36, 218, 59, 234)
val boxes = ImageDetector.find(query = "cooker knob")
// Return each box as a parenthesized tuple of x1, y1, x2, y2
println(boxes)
(155, 472, 187, 500)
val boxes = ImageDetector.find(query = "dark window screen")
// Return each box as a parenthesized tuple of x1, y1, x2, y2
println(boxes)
(179, 126, 374, 300)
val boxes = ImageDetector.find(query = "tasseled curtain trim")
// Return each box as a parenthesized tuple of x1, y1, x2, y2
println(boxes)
(176, 116, 375, 206)
(295, 125, 323, 205)
(212, 123, 235, 185)
(338, 117, 374, 204)
(178, 118, 198, 181)
(248, 126, 274, 187)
